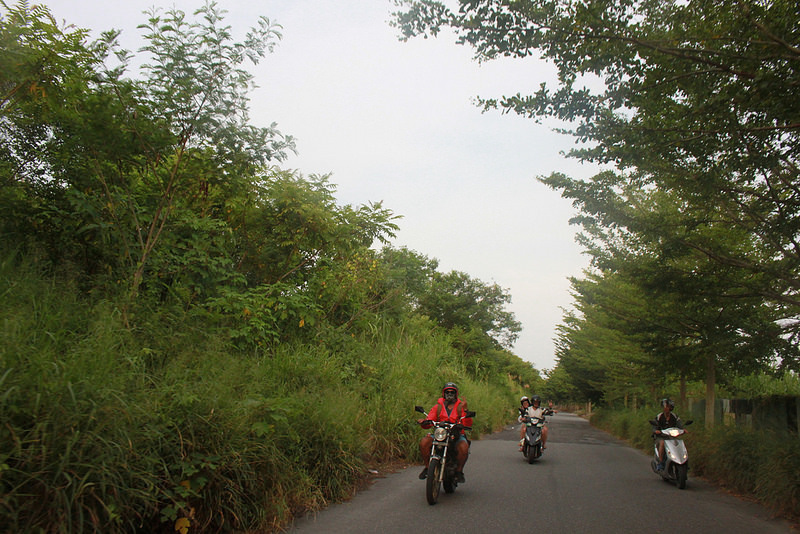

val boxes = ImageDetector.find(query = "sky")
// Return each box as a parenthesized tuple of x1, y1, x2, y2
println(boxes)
(39, 0, 603, 371)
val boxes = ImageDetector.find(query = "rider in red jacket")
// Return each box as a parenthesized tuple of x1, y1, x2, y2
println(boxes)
(417, 382, 472, 483)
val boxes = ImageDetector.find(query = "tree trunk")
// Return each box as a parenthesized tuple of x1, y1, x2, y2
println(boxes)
(705, 354, 716, 429)
(679, 374, 687, 412)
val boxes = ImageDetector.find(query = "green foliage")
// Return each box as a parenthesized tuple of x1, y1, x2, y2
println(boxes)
(0, 247, 521, 532)
(0, 3, 533, 531)
(691, 425, 800, 518)
(377, 246, 528, 385)
(0, 0, 96, 116)
(728, 373, 800, 397)
(540, 364, 582, 402)
(345, 0, 800, 444)
(418, 269, 522, 350)
(1, 1, 295, 302)
(393, 0, 800, 418)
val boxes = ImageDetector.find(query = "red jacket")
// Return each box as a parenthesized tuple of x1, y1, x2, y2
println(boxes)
(424, 397, 473, 431)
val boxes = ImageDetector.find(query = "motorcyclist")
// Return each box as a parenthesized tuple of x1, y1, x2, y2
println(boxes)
(652, 398, 686, 471)
(518, 394, 552, 449)
(518, 396, 530, 451)
(417, 382, 472, 483)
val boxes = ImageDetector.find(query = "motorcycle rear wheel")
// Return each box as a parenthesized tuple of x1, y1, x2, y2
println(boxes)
(426, 458, 442, 505)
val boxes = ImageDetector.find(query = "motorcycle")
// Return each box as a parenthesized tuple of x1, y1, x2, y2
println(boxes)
(648, 418, 693, 489)
(415, 405, 475, 505)
(521, 409, 552, 463)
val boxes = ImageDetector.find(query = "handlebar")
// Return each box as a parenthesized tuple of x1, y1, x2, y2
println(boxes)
(415, 405, 475, 431)
(418, 419, 471, 430)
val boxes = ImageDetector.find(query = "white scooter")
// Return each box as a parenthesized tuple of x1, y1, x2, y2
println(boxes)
(648, 419, 693, 489)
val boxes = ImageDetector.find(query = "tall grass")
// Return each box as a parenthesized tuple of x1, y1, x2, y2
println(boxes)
(0, 255, 519, 533)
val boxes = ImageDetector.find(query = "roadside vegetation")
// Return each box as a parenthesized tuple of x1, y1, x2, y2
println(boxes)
(1, 252, 523, 532)
(0, 3, 538, 532)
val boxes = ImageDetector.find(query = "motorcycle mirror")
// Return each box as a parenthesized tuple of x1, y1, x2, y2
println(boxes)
(648, 419, 658, 426)
(685, 420, 694, 425)
(465, 410, 476, 418)
(414, 406, 426, 414)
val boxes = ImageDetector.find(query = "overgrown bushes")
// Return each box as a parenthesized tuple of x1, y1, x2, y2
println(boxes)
(0, 256, 518, 533)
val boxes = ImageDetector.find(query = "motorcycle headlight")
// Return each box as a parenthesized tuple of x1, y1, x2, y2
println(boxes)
(667, 449, 688, 463)
(433, 427, 448, 441)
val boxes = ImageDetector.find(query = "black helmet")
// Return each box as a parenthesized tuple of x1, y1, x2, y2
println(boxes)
(520, 396, 529, 405)
(661, 398, 675, 409)
(442, 382, 458, 397)
(531, 395, 541, 405)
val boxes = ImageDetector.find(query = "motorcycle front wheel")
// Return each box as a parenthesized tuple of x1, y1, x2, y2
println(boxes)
(676, 463, 687, 489)
(426, 458, 442, 505)
(528, 444, 537, 464)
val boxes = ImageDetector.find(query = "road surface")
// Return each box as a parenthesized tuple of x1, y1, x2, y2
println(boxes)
(286, 412, 795, 533)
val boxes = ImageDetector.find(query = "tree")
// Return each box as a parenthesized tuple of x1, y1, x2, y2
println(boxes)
(554, 270, 659, 405)
(376, 246, 526, 379)
(0, 1, 101, 259)
(546, 171, 795, 422)
(393, 0, 800, 420)
(1, 2, 295, 305)
(393, 0, 800, 317)
(416, 269, 521, 351)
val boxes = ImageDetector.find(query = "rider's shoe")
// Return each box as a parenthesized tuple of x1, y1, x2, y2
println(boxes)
(418, 467, 428, 480)
(455, 471, 465, 483)
(656, 463, 664, 472)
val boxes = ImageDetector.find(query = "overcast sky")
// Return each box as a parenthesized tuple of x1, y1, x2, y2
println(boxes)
(40, 0, 602, 371)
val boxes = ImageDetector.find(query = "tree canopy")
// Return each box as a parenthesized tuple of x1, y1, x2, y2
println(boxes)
(393, 0, 800, 408)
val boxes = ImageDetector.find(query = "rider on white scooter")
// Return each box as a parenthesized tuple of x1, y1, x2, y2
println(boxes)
(652, 398, 687, 471)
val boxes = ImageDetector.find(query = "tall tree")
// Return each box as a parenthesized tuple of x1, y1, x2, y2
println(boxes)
(393, 0, 800, 418)
(393, 0, 800, 315)
(416, 269, 522, 351)
(549, 175, 794, 420)
(1, 2, 296, 304)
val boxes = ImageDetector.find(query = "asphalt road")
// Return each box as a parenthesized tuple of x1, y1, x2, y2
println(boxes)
(286, 412, 796, 533)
